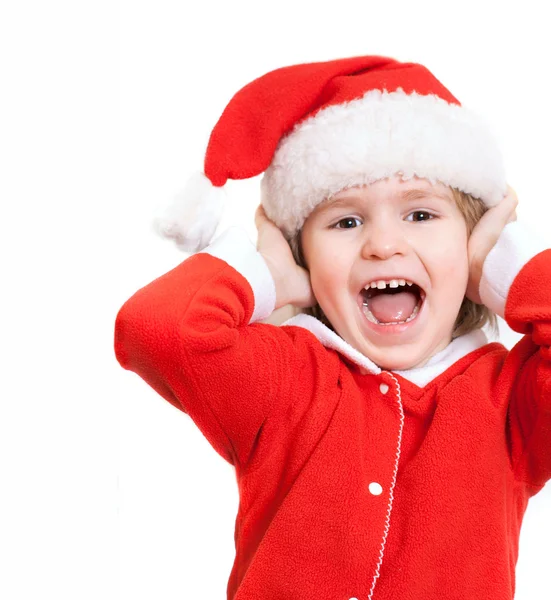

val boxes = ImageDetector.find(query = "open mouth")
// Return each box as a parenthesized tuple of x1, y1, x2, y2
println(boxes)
(359, 283, 426, 326)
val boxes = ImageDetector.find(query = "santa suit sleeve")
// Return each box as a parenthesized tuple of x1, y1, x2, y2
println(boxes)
(479, 220, 551, 489)
(114, 227, 329, 468)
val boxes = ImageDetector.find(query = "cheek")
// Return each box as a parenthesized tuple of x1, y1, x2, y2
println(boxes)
(429, 249, 470, 296)
(442, 248, 469, 277)
(307, 247, 351, 299)
(427, 227, 469, 277)
(310, 258, 345, 291)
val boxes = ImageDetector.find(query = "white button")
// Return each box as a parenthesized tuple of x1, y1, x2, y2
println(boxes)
(379, 383, 389, 394)
(369, 482, 383, 495)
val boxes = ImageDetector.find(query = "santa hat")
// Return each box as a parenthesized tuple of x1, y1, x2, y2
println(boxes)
(153, 55, 506, 252)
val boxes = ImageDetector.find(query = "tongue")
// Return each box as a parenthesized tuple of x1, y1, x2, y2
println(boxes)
(368, 291, 418, 323)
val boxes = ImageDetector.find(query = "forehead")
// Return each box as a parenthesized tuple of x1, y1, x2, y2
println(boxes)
(315, 178, 453, 214)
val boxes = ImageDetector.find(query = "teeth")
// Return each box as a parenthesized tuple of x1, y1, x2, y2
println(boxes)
(363, 305, 379, 324)
(406, 300, 421, 322)
(365, 279, 415, 290)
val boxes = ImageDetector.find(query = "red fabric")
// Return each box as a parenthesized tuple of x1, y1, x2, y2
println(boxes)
(205, 55, 460, 186)
(114, 250, 551, 600)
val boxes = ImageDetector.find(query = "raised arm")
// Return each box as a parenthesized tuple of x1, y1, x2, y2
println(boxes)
(114, 227, 332, 470)
(479, 220, 551, 489)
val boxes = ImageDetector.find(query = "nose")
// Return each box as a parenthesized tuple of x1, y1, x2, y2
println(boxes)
(360, 221, 407, 261)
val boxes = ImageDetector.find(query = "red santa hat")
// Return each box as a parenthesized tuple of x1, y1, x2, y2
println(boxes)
(154, 55, 507, 252)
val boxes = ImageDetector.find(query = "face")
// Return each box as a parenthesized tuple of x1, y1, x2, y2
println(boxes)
(301, 175, 469, 371)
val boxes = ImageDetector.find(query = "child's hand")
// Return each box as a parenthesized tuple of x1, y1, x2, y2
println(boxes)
(465, 185, 518, 305)
(255, 206, 316, 310)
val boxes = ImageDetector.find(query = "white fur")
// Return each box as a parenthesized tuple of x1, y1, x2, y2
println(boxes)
(202, 226, 277, 322)
(282, 313, 383, 373)
(479, 220, 550, 318)
(152, 171, 225, 253)
(282, 312, 488, 387)
(261, 88, 507, 238)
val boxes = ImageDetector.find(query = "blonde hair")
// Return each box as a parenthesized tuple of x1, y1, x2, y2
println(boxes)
(288, 187, 499, 341)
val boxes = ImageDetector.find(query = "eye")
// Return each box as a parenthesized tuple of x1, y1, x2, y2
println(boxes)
(406, 210, 436, 222)
(333, 217, 362, 229)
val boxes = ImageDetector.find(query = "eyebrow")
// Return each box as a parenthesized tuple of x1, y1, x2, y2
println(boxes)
(317, 187, 452, 213)
(400, 188, 452, 202)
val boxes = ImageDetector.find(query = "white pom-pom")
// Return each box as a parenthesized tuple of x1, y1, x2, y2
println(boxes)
(152, 171, 226, 253)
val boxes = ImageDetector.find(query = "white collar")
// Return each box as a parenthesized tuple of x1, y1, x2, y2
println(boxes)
(281, 313, 489, 388)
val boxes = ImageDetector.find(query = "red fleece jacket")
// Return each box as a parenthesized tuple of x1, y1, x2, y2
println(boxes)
(114, 222, 550, 600)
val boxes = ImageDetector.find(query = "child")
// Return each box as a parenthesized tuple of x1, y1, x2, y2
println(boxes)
(114, 56, 550, 599)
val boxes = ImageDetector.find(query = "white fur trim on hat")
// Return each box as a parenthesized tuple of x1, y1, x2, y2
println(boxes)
(260, 87, 507, 239)
(152, 171, 226, 253)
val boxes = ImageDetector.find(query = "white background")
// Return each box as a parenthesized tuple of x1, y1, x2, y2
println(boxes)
(1, 0, 550, 599)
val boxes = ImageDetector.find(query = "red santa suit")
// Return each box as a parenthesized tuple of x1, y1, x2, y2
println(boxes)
(114, 221, 550, 600)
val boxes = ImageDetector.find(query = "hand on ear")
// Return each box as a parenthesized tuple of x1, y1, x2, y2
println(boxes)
(465, 185, 518, 305)
(255, 206, 317, 310)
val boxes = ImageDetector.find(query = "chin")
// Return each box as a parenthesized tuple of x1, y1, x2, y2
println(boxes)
(382, 358, 425, 371)
(361, 341, 431, 371)
(377, 356, 423, 371)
